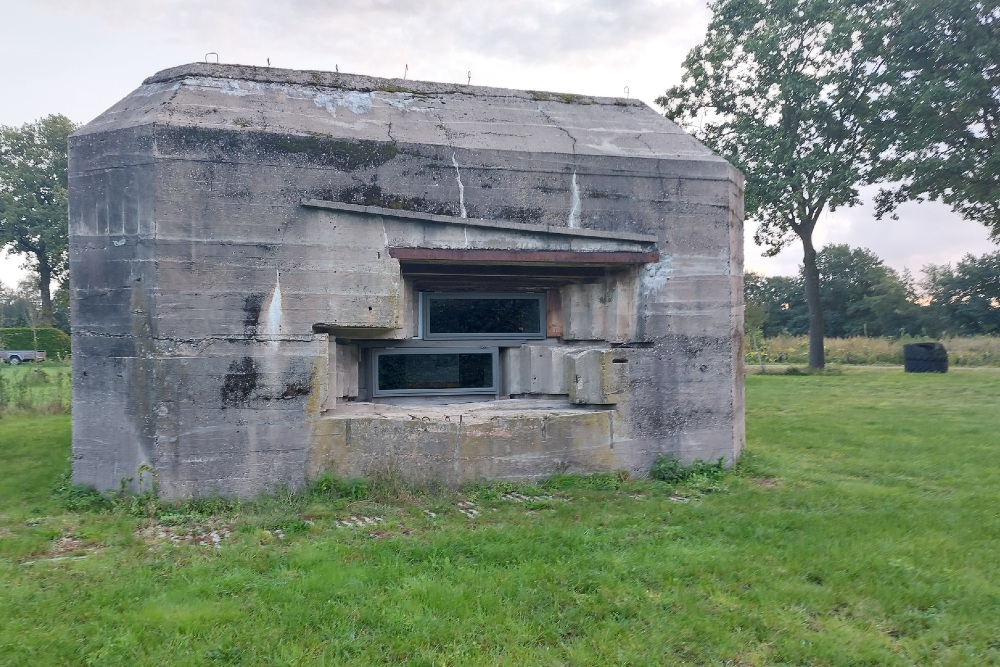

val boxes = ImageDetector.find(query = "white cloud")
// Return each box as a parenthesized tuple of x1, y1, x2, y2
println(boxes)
(23, 0, 705, 109)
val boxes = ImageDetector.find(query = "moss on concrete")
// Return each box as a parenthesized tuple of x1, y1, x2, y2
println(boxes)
(528, 90, 593, 105)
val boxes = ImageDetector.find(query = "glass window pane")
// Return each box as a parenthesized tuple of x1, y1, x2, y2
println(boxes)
(377, 352, 494, 392)
(427, 296, 542, 336)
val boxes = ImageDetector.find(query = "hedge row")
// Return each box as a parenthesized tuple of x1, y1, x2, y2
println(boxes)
(0, 328, 71, 359)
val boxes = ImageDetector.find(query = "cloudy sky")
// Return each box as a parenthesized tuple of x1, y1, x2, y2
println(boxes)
(1, 0, 994, 288)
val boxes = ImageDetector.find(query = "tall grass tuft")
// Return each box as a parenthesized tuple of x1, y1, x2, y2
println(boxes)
(0, 362, 71, 416)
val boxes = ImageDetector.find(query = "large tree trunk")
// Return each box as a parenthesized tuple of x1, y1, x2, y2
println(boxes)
(801, 235, 825, 369)
(37, 260, 54, 326)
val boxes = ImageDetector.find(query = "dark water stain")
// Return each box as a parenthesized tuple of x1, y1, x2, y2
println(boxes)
(495, 205, 543, 224)
(160, 126, 399, 171)
(334, 183, 455, 216)
(221, 357, 259, 406)
(242, 293, 265, 332)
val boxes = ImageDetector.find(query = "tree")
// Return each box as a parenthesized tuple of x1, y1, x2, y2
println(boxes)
(0, 115, 76, 326)
(921, 251, 1000, 335)
(659, 0, 888, 367)
(872, 1, 1000, 238)
(52, 284, 70, 335)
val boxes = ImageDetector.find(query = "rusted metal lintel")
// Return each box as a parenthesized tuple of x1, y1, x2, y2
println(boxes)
(387, 248, 659, 265)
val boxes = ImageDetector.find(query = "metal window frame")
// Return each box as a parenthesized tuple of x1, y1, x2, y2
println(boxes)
(372, 346, 500, 397)
(420, 291, 547, 340)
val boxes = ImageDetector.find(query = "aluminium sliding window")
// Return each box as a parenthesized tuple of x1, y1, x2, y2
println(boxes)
(421, 292, 546, 340)
(368, 291, 545, 398)
(372, 347, 499, 397)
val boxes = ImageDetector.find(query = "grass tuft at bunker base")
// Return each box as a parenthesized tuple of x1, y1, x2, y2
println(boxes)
(1, 368, 999, 665)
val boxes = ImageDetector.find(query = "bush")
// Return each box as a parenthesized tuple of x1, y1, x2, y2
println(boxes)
(0, 327, 71, 359)
(52, 470, 112, 512)
(649, 456, 726, 484)
(311, 472, 369, 500)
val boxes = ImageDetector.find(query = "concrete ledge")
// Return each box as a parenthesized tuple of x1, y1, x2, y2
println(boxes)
(310, 399, 617, 484)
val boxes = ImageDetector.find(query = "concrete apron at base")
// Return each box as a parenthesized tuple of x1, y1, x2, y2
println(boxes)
(309, 401, 618, 485)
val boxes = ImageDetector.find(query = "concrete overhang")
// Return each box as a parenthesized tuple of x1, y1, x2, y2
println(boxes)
(301, 199, 660, 266)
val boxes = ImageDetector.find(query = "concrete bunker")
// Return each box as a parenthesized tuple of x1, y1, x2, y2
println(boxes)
(69, 63, 745, 498)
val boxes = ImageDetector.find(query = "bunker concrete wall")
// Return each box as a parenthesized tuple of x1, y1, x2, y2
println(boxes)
(70, 69, 743, 498)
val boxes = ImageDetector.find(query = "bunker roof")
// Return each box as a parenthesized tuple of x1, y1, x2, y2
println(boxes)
(77, 63, 724, 164)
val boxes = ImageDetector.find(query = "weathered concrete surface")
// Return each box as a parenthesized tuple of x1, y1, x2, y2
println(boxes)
(70, 63, 744, 498)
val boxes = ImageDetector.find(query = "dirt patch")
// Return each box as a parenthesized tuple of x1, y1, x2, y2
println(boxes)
(19, 533, 101, 565)
(51, 536, 87, 555)
(137, 520, 235, 549)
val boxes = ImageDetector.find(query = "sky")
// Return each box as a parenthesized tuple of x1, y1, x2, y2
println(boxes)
(1, 0, 995, 289)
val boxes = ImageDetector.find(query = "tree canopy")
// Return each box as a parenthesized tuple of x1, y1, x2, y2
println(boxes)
(872, 1, 1000, 238)
(746, 245, 918, 338)
(921, 251, 1000, 336)
(0, 114, 76, 326)
(814, 245, 919, 338)
(658, 0, 887, 367)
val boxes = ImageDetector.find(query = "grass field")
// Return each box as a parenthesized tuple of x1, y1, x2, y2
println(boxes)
(751, 334, 1000, 367)
(1, 369, 999, 665)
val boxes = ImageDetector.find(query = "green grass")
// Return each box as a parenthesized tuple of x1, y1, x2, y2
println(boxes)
(2, 369, 999, 665)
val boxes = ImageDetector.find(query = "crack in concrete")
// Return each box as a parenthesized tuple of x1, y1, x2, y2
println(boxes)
(537, 103, 583, 228)
(634, 133, 655, 154)
(536, 104, 578, 155)
(451, 152, 467, 218)
(427, 106, 467, 218)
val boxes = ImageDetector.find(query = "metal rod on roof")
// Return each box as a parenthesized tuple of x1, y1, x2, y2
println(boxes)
(468, 71, 472, 85)
(404, 64, 408, 80)
(205, 52, 219, 64)
(624, 86, 629, 99)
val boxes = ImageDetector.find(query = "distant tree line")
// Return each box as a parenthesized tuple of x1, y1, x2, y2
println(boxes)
(747, 246, 1000, 339)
